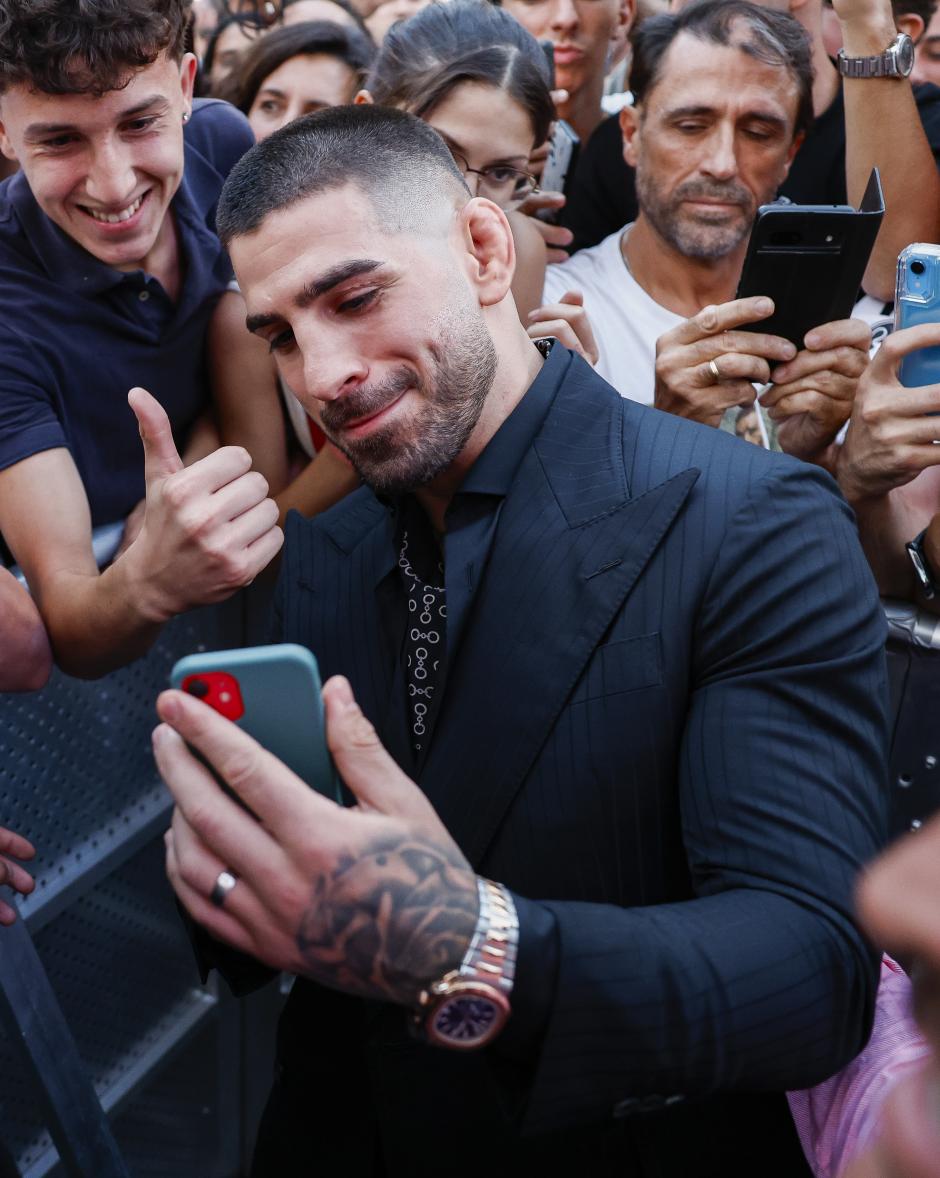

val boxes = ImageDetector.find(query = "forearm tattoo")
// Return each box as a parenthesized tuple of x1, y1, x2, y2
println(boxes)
(296, 835, 480, 1005)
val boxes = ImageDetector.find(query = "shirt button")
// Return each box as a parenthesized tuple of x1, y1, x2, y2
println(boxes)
(138, 290, 150, 302)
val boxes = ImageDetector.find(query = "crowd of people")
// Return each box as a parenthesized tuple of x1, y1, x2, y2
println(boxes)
(3, 0, 940, 1174)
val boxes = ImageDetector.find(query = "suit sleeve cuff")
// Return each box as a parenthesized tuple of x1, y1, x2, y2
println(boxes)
(492, 892, 559, 1061)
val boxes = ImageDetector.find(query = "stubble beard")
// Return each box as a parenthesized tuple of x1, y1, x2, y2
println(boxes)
(635, 164, 764, 261)
(321, 296, 499, 497)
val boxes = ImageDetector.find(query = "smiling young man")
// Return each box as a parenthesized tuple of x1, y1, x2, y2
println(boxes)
(157, 102, 890, 1178)
(0, 0, 283, 677)
(542, 0, 871, 469)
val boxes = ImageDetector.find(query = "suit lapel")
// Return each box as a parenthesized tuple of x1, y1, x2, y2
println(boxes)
(419, 379, 700, 868)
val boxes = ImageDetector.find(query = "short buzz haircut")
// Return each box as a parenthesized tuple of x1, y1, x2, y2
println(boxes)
(630, 0, 815, 141)
(216, 103, 470, 245)
(0, 0, 191, 97)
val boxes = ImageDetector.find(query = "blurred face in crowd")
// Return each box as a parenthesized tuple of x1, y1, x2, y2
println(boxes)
(0, 51, 196, 272)
(233, 184, 500, 495)
(192, 0, 222, 60)
(502, 0, 633, 103)
(249, 53, 362, 139)
(366, 0, 432, 43)
(913, 6, 940, 85)
(622, 31, 802, 259)
(282, 0, 362, 30)
(420, 82, 538, 209)
(209, 20, 257, 90)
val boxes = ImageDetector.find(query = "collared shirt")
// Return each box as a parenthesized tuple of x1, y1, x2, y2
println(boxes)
(385, 339, 565, 769)
(0, 98, 253, 530)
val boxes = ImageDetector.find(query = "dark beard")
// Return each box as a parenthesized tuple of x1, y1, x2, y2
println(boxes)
(321, 301, 498, 496)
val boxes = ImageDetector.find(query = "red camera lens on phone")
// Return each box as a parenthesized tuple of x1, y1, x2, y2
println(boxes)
(181, 672, 245, 722)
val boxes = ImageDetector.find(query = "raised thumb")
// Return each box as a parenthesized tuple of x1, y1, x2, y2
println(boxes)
(323, 676, 430, 820)
(129, 387, 183, 486)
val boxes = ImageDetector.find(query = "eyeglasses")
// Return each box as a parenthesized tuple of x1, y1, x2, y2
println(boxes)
(449, 150, 538, 207)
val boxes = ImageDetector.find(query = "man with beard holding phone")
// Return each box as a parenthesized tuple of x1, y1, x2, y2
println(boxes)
(540, 0, 871, 469)
(154, 102, 888, 1177)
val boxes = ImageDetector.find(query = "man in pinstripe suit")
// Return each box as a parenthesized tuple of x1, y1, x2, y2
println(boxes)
(158, 101, 889, 1176)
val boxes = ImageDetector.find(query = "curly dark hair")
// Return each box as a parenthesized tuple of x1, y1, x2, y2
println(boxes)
(0, 0, 192, 96)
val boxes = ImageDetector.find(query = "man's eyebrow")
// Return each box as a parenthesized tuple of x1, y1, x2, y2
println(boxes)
(24, 94, 168, 140)
(245, 259, 384, 334)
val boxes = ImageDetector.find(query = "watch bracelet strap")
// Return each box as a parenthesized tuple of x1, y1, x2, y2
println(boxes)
(839, 54, 892, 77)
(462, 877, 519, 995)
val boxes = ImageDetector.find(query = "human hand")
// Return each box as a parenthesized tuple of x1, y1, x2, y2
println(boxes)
(654, 297, 796, 427)
(526, 291, 599, 365)
(123, 388, 283, 622)
(836, 324, 940, 504)
(0, 827, 36, 925)
(515, 191, 573, 263)
(759, 317, 871, 467)
(157, 677, 479, 1004)
(831, 0, 897, 45)
(115, 498, 146, 559)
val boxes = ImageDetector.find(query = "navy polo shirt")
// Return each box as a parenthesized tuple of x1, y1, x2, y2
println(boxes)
(0, 98, 254, 528)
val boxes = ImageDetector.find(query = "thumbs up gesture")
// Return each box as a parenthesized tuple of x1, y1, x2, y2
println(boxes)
(124, 388, 283, 620)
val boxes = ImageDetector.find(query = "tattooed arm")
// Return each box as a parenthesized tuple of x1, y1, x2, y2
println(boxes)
(156, 677, 481, 1008)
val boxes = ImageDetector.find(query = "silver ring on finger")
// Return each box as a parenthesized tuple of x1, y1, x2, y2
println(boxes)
(210, 869, 238, 908)
(708, 358, 723, 383)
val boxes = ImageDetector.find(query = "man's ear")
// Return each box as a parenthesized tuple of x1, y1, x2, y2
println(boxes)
(458, 198, 515, 308)
(0, 109, 16, 162)
(354, 89, 374, 105)
(616, 0, 636, 38)
(781, 129, 805, 179)
(620, 104, 640, 168)
(179, 52, 198, 106)
(897, 11, 926, 42)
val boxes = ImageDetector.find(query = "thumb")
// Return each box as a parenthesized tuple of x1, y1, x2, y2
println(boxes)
(323, 676, 432, 821)
(128, 387, 183, 487)
(559, 290, 584, 307)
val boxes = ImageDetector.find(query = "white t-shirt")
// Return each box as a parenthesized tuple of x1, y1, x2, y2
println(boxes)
(542, 227, 681, 404)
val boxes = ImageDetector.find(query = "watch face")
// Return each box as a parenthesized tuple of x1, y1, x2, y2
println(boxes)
(897, 34, 915, 75)
(430, 994, 505, 1048)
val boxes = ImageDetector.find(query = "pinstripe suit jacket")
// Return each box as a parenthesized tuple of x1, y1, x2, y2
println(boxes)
(259, 347, 888, 1178)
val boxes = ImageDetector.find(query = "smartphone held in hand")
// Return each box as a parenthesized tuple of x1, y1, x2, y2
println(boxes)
(895, 243, 940, 389)
(169, 643, 340, 802)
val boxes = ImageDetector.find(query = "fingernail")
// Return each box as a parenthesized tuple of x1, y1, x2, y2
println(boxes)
(328, 676, 355, 708)
(157, 691, 180, 723)
(152, 723, 171, 750)
(755, 298, 773, 315)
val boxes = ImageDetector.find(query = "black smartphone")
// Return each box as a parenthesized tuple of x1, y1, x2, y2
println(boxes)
(735, 170, 884, 349)
(536, 120, 580, 220)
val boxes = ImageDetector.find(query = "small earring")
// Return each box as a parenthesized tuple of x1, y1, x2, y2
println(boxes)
(182, 110, 190, 124)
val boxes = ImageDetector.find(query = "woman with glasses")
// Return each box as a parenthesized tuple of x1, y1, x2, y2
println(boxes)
(358, 0, 591, 327)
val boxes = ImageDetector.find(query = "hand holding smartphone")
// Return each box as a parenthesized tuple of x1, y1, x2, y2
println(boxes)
(169, 643, 340, 804)
(895, 243, 940, 390)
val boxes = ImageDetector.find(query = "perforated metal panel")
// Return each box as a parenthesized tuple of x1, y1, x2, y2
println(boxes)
(2, 603, 239, 932)
(0, 600, 244, 1176)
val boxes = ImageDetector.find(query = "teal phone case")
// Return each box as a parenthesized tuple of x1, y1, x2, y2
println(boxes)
(896, 243, 940, 389)
(170, 644, 340, 802)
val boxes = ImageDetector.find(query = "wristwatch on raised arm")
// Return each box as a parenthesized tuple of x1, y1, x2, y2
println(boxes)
(907, 527, 938, 599)
(413, 877, 519, 1050)
(837, 32, 914, 78)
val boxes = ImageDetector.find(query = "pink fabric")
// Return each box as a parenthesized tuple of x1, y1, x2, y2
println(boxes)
(787, 956, 932, 1177)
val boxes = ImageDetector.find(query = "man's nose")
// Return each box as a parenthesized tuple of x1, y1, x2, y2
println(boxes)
(549, 0, 579, 33)
(299, 332, 370, 406)
(83, 139, 137, 207)
(700, 126, 738, 181)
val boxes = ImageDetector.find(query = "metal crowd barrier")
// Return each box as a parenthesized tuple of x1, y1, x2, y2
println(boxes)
(0, 597, 280, 1177)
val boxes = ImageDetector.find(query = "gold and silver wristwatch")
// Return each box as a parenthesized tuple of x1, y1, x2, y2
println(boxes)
(414, 877, 519, 1051)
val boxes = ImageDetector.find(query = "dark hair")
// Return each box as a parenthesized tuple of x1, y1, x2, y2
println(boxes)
(0, 0, 191, 95)
(367, 0, 554, 148)
(221, 19, 375, 110)
(631, 0, 814, 140)
(218, 103, 469, 243)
